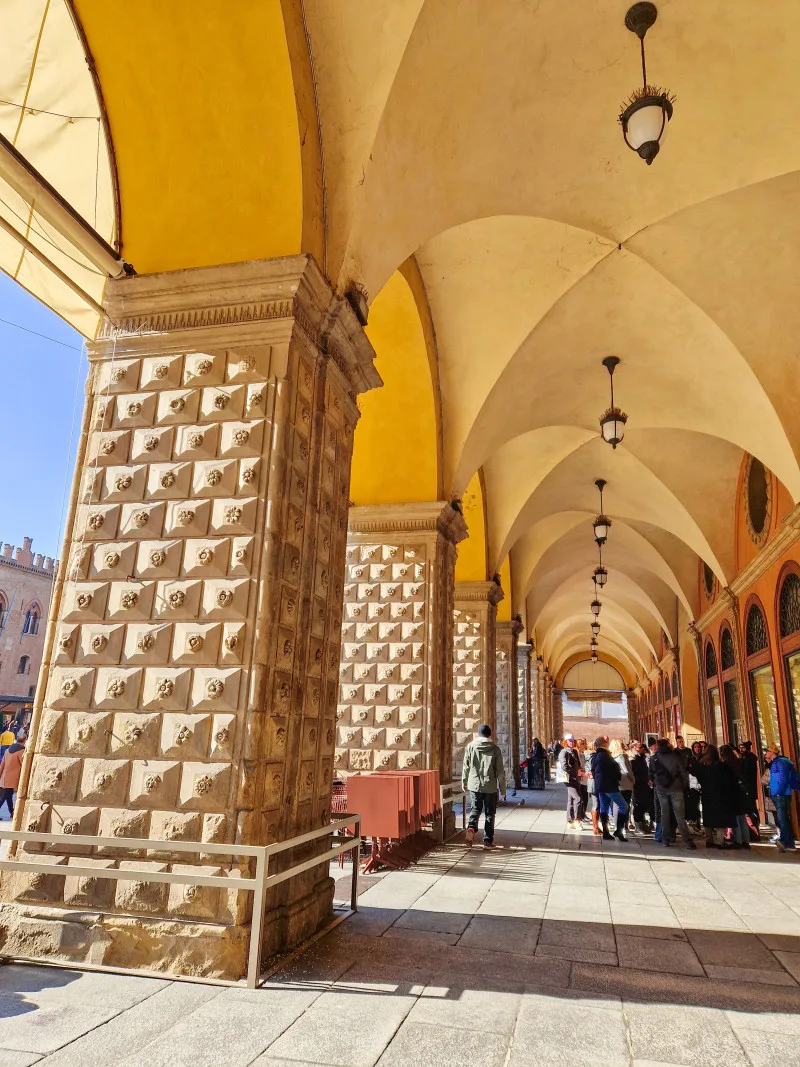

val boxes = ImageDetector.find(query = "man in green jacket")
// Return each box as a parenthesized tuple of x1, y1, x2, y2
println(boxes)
(462, 724, 506, 849)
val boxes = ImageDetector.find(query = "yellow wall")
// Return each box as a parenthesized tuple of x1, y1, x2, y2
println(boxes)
(497, 556, 512, 621)
(455, 472, 488, 582)
(351, 270, 438, 504)
(76, 1, 303, 272)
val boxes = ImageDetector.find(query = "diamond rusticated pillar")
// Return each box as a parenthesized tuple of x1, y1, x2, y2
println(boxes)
(495, 618, 523, 788)
(0, 256, 379, 979)
(451, 580, 503, 780)
(335, 503, 467, 782)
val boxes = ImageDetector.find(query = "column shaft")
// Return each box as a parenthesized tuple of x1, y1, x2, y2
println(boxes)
(451, 581, 502, 780)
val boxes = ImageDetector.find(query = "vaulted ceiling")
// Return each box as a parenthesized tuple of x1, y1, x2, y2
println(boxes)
(6, 0, 800, 688)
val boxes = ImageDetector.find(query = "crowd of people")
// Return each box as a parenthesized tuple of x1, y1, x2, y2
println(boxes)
(525, 733, 800, 853)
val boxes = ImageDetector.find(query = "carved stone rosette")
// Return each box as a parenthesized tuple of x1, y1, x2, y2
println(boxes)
(335, 502, 467, 781)
(451, 581, 503, 780)
(0, 256, 379, 980)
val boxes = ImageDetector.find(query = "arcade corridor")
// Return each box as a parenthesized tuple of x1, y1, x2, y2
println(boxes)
(4, 786, 800, 1067)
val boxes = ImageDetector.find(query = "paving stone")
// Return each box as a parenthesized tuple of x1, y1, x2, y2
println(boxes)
(624, 1002, 749, 1067)
(408, 982, 521, 1034)
(375, 1021, 508, 1067)
(511, 993, 628, 1066)
(715, 1027, 800, 1067)
(34, 982, 222, 1067)
(703, 964, 796, 986)
(457, 915, 540, 954)
(0, 1054, 42, 1067)
(616, 933, 704, 976)
(775, 950, 800, 981)
(538, 918, 615, 952)
(392, 909, 470, 935)
(535, 943, 618, 965)
(265, 989, 416, 1067)
(686, 928, 783, 970)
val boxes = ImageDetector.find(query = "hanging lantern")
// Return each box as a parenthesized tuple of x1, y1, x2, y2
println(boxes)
(591, 652, 599, 664)
(591, 621, 600, 637)
(619, 3, 675, 166)
(599, 358, 627, 449)
(593, 478, 612, 545)
(594, 565, 608, 588)
(591, 599, 602, 617)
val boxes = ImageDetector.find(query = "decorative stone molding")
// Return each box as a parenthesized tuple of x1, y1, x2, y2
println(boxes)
(2, 256, 378, 981)
(451, 581, 502, 779)
(336, 502, 467, 781)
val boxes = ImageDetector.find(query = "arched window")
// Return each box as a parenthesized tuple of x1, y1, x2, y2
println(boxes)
(17, 655, 29, 675)
(705, 641, 718, 679)
(746, 603, 769, 657)
(721, 627, 736, 671)
(22, 607, 40, 636)
(0, 595, 6, 630)
(779, 573, 800, 638)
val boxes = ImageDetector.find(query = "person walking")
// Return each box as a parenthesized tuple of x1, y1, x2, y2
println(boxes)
(764, 746, 800, 852)
(649, 738, 697, 850)
(696, 744, 740, 849)
(630, 741, 654, 833)
(463, 724, 506, 850)
(576, 738, 590, 824)
(590, 737, 628, 841)
(0, 731, 25, 819)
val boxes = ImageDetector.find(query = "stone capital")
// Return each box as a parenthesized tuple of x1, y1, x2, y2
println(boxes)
(348, 501, 468, 544)
(95, 254, 381, 398)
(454, 580, 504, 607)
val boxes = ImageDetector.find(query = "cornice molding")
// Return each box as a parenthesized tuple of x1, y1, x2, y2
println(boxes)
(347, 501, 468, 544)
(91, 255, 380, 395)
(454, 580, 504, 606)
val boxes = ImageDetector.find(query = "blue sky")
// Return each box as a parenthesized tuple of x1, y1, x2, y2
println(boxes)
(0, 274, 87, 561)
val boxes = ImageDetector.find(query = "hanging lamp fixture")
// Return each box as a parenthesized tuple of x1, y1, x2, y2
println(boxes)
(619, 3, 675, 165)
(593, 478, 612, 545)
(591, 597, 602, 618)
(591, 620, 601, 637)
(594, 542, 608, 588)
(599, 357, 627, 449)
(591, 651, 599, 664)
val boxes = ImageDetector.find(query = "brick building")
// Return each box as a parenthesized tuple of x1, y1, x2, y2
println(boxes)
(0, 537, 56, 727)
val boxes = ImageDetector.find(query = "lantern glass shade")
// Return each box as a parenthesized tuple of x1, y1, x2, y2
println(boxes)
(593, 514, 611, 544)
(594, 565, 608, 588)
(591, 599, 601, 617)
(600, 409, 627, 448)
(591, 652, 598, 663)
(590, 639, 598, 651)
(591, 621, 600, 636)
(620, 95, 673, 164)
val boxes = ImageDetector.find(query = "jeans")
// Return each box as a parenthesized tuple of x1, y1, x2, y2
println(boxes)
(598, 791, 628, 817)
(774, 794, 795, 849)
(656, 790, 692, 845)
(566, 786, 582, 821)
(468, 791, 498, 843)
(0, 788, 13, 818)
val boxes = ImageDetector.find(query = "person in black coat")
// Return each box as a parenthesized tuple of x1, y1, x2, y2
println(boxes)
(629, 741, 654, 833)
(528, 738, 546, 790)
(737, 740, 760, 824)
(590, 737, 628, 841)
(696, 745, 743, 849)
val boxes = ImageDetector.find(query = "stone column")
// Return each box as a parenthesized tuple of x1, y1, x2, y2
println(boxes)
(517, 642, 532, 770)
(335, 503, 467, 783)
(495, 620, 523, 788)
(451, 580, 503, 780)
(688, 623, 711, 742)
(626, 689, 638, 738)
(0, 257, 378, 980)
(552, 686, 564, 742)
(544, 672, 553, 742)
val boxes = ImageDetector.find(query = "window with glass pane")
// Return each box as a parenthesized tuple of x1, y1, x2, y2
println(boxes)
(709, 687, 723, 746)
(723, 678, 744, 745)
(784, 652, 800, 755)
(749, 665, 781, 755)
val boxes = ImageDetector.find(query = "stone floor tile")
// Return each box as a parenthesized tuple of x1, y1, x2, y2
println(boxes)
(457, 915, 540, 954)
(612, 914, 685, 939)
(774, 950, 800, 980)
(382, 927, 461, 945)
(391, 909, 471, 935)
(656, 879, 723, 900)
(730, 1028, 800, 1067)
(477, 892, 547, 919)
(31, 982, 222, 1067)
(375, 1020, 509, 1067)
(265, 990, 417, 1067)
(0, 1054, 42, 1067)
(686, 928, 783, 970)
(726, 1007, 800, 1035)
(703, 964, 796, 986)
(607, 880, 670, 906)
(512, 993, 628, 1066)
(604, 858, 658, 883)
(616, 933, 704, 976)
(535, 943, 618, 966)
(115, 985, 322, 1067)
(625, 1002, 749, 1067)
(538, 917, 616, 952)
(408, 983, 521, 1034)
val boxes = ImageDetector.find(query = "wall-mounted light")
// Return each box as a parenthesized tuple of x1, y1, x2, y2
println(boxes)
(619, 2, 675, 165)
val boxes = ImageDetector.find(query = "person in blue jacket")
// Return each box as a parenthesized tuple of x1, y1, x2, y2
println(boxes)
(764, 747, 800, 852)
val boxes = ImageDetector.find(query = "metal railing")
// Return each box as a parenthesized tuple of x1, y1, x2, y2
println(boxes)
(0, 812, 361, 989)
(439, 782, 467, 840)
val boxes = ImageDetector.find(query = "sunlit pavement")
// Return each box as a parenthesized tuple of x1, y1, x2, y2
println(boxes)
(1, 786, 800, 1066)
